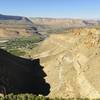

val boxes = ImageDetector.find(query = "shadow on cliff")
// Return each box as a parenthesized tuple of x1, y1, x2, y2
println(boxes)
(0, 49, 50, 96)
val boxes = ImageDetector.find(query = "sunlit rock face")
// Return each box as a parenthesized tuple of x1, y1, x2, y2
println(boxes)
(30, 28, 100, 98)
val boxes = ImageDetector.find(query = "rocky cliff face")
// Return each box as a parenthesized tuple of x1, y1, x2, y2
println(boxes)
(31, 18, 86, 26)
(29, 28, 100, 98)
(30, 18, 100, 28)
(31, 18, 100, 26)
(0, 14, 39, 38)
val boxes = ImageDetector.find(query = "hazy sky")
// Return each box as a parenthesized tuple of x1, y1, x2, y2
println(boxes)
(0, 0, 100, 18)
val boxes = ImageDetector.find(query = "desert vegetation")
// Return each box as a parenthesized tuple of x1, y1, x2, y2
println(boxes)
(0, 35, 43, 56)
(0, 94, 91, 100)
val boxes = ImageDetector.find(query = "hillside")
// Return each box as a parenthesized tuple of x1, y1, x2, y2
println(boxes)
(31, 18, 100, 26)
(28, 28, 100, 98)
(0, 14, 40, 38)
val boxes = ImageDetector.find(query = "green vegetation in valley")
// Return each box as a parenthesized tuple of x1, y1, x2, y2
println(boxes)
(5, 36, 42, 49)
(0, 36, 43, 56)
(7, 49, 26, 56)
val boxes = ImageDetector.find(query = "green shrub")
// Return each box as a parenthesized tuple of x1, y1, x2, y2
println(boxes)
(7, 49, 26, 56)
(0, 36, 43, 56)
(5, 36, 42, 49)
(0, 93, 98, 100)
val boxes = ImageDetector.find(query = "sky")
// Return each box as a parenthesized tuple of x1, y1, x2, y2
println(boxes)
(0, 0, 100, 18)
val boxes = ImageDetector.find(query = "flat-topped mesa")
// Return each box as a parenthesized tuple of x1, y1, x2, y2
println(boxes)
(31, 18, 100, 27)
(0, 14, 23, 20)
(0, 14, 40, 38)
(0, 14, 33, 25)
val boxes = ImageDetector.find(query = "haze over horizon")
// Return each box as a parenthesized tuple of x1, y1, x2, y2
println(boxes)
(0, 0, 100, 19)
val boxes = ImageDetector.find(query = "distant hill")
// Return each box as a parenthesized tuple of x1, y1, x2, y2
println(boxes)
(0, 14, 33, 24)
(0, 14, 40, 38)
(0, 14, 26, 20)
(30, 17, 100, 35)
(31, 17, 100, 26)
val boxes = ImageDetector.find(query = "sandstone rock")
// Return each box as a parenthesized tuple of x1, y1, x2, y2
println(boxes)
(29, 28, 100, 98)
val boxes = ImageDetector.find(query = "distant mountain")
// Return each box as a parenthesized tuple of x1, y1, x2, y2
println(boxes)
(0, 14, 32, 25)
(30, 18, 100, 34)
(31, 17, 100, 26)
(0, 14, 40, 38)
(0, 14, 24, 20)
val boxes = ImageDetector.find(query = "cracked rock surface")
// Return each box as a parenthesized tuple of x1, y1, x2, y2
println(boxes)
(29, 28, 100, 98)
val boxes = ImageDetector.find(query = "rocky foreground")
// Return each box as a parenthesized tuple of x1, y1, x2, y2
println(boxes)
(29, 28, 100, 98)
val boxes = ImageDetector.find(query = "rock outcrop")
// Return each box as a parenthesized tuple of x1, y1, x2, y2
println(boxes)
(0, 49, 50, 95)
(29, 28, 100, 98)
